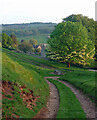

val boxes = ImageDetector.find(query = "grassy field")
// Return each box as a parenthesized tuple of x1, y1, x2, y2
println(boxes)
(3, 49, 96, 99)
(2, 22, 56, 44)
(48, 79, 86, 118)
(17, 34, 48, 44)
(2, 52, 49, 118)
(3, 48, 86, 71)
(59, 70, 96, 105)
(2, 48, 96, 118)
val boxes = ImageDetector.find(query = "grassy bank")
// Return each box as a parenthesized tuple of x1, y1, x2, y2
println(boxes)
(3, 49, 60, 78)
(2, 53, 49, 118)
(48, 79, 86, 118)
(3, 48, 86, 71)
(59, 70, 96, 105)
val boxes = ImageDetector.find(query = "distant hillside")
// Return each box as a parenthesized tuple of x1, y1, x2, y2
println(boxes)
(2, 22, 57, 44)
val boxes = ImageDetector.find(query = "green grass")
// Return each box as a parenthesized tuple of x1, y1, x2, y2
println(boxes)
(3, 49, 60, 78)
(59, 70, 96, 105)
(48, 79, 86, 118)
(2, 52, 49, 118)
(3, 22, 56, 44)
(3, 48, 86, 71)
(2, 48, 96, 118)
(17, 34, 48, 44)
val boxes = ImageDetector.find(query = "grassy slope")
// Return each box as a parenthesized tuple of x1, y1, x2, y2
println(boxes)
(59, 70, 96, 105)
(2, 48, 96, 118)
(3, 49, 59, 77)
(48, 79, 86, 118)
(2, 52, 49, 118)
(3, 49, 96, 101)
(3, 48, 86, 71)
(17, 34, 48, 44)
(2, 23, 56, 44)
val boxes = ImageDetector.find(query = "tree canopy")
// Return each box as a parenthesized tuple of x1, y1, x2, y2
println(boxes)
(10, 34, 18, 49)
(48, 21, 95, 67)
(2, 33, 13, 48)
(95, 21, 97, 60)
(63, 14, 95, 44)
(29, 39, 38, 45)
(18, 41, 33, 53)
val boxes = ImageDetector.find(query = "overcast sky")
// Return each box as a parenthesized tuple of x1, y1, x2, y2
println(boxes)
(0, 0, 96, 24)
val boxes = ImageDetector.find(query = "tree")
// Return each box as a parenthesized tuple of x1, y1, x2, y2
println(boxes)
(2, 33, 13, 48)
(63, 14, 95, 44)
(95, 21, 97, 60)
(29, 39, 38, 46)
(48, 21, 95, 68)
(10, 33, 18, 49)
(18, 42, 33, 53)
(36, 48, 41, 54)
(2, 33, 8, 48)
(46, 45, 62, 61)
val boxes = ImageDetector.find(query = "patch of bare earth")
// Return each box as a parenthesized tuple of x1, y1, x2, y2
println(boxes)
(19, 85, 40, 111)
(34, 79, 59, 118)
(46, 76, 97, 119)
(2, 80, 40, 118)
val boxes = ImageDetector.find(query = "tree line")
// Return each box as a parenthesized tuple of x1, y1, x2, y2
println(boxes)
(2, 23, 56, 43)
(1, 33, 41, 54)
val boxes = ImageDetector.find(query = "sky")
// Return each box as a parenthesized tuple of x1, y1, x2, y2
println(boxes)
(0, 0, 96, 24)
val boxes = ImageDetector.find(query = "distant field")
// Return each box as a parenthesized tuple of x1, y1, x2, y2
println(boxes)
(17, 34, 48, 44)
(2, 22, 56, 44)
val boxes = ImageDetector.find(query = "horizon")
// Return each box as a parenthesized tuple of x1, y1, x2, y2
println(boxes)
(1, 14, 95, 25)
(1, 21, 57, 25)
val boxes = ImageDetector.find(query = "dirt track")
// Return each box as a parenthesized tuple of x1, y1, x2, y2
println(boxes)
(34, 79, 59, 118)
(45, 76, 97, 119)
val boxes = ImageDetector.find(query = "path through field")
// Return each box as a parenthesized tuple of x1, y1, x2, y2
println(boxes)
(35, 76, 97, 119)
(34, 79, 59, 118)
(4, 49, 97, 118)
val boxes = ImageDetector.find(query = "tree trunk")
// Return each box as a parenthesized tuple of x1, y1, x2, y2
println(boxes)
(68, 62, 70, 68)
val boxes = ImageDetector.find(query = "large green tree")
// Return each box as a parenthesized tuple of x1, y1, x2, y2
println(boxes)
(48, 21, 95, 68)
(63, 14, 95, 43)
(95, 21, 97, 60)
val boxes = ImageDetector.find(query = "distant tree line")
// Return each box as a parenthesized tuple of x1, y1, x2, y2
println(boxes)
(2, 23, 56, 39)
(18, 39, 41, 54)
(1, 32, 41, 54)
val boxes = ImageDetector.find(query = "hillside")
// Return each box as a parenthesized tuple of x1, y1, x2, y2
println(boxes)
(2, 48, 97, 119)
(2, 52, 49, 118)
(2, 22, 56, 44)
